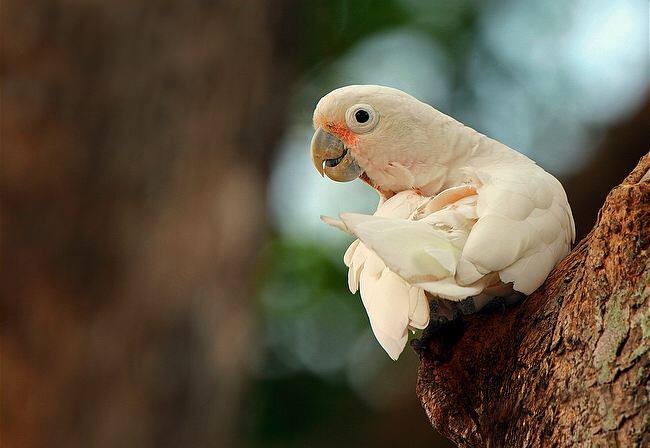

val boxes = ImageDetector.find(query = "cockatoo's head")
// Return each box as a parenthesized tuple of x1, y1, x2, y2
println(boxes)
(311, 85, 452, 194)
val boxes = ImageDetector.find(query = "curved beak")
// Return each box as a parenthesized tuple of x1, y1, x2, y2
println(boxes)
(310, 128, 363, 182)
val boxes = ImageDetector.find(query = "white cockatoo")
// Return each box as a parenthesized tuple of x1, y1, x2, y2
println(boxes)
(310, 85, 575, 360)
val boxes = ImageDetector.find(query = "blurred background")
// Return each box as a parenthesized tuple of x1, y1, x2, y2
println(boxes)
(2, 0, 648, 447)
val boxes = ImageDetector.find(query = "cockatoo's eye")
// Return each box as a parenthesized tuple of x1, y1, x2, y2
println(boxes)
(345, 104, 378, 133)
(355, 109, 369, 123)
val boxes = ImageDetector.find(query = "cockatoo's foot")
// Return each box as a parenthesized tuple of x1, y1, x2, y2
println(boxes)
(410, 300, 453, 355)
(479, 293, 526, 314)
(411, 293, 527, 356)
(410, 315, 465, 361)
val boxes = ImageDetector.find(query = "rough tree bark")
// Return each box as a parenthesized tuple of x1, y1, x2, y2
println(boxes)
(416, 154, 649, 447)
(2, 2, 292, 447)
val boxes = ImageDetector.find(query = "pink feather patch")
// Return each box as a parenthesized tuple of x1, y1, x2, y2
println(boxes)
(326, 122, 357, 146)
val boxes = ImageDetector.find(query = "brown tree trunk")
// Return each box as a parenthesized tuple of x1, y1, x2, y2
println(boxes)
(416, 154, 649, 447)
(1, 2, 292, 447)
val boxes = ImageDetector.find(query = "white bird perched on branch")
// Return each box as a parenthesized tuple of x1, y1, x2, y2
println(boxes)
(311, 85, 575, 360)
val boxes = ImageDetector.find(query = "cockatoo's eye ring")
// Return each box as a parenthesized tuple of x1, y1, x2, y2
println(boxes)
(345, 104, 378, 134)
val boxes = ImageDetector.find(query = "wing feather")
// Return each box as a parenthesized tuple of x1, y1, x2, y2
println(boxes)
(458, 165, 574, 294)
(340, 213, 460, 282)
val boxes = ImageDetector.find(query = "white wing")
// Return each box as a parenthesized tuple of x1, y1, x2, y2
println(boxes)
(340, 213, 459, 280)
(456, 164, 575, 294)
(324, 191, 433, 360)
(323, 168, 574, 360)
(339, 193, 490, 301)
(335, 164, 573, 297)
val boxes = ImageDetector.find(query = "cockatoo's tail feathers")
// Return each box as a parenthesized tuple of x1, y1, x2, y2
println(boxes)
(358, 258, 429, 360)
(374, 328, 404, 361)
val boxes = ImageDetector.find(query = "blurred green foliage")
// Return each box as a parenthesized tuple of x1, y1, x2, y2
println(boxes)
(254, 239, 366, 377)
(295, 0, 410, 70)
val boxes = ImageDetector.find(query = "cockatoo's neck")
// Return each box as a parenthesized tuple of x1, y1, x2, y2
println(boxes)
(362, 115, 530, 198)
(436, 122, 532, 190)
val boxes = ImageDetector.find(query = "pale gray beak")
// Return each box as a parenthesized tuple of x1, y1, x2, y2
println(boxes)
(310, 128, 363, 182)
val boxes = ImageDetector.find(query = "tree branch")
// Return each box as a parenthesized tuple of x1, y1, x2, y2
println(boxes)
(416, 154, 650, 447)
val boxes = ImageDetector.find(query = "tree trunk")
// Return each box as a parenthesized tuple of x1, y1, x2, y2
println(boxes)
(415, 154, 649, 447)
(2, 2, 291, 447)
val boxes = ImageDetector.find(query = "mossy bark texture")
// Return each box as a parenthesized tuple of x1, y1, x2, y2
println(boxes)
(416, 154, 650, 447)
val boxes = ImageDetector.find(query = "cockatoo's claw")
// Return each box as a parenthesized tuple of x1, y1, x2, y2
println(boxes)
(415, 317, 466, 363)
(409, 337, 442, 362)
(479, 293, 526, 315)
(505, 292, 527, 305)
(480, 296, 507, 314)
(457, 296, 477, 315)
(419, 314, 450, 343)
(409, 338, 426, 356)
(426, 299, 454, 329)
